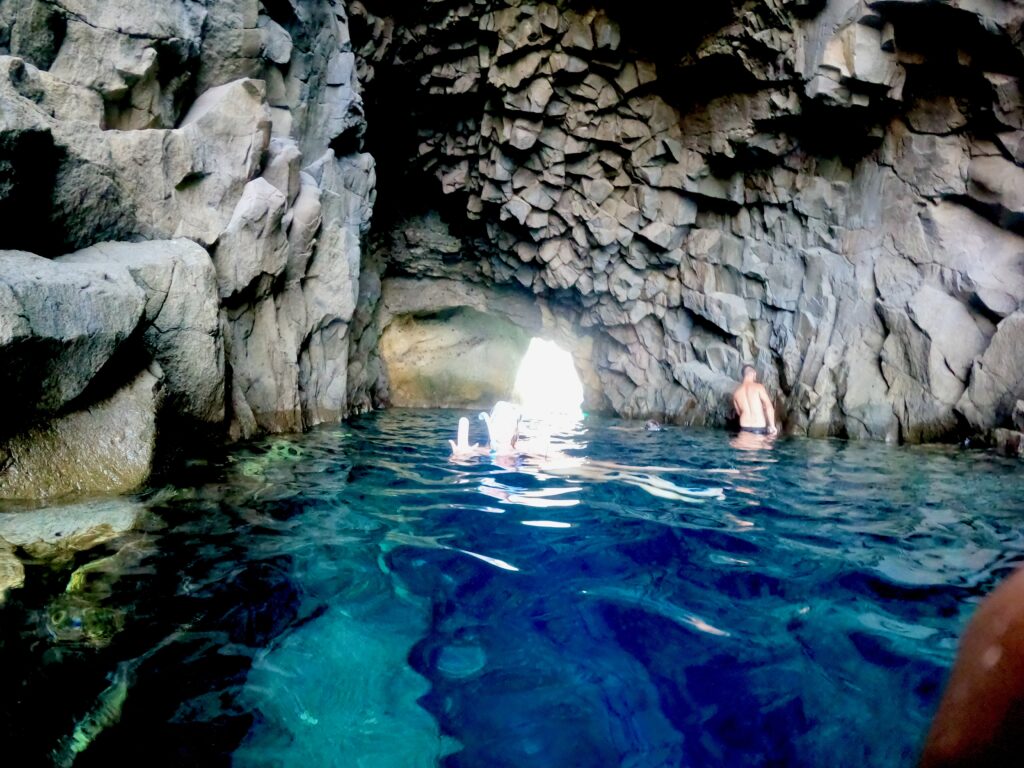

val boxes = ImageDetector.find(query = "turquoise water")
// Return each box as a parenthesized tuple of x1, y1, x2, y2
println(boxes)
(2, 409, 1023, 767)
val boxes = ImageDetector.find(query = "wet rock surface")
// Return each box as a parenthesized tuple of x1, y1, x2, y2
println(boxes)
(0, 498, 144, 555)
(0, 368, 160, 501)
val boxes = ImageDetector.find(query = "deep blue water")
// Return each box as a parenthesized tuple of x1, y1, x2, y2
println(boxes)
(2, 409, 1023, 767)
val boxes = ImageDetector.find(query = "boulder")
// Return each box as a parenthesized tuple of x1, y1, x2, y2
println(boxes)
(213, 178, 290, 299)
(958, 311, 1024, 433)
(51, 0, 206, 40)
(0, 70, 272, 254)
(0, 542, 24, 604)
(259, 15, 294, 65)
(0, 56, 103, 125)
(992, 429, 1024, 459)
(59, 240, 225, 425)
(921, 201, 1024, 319)
(194, 0, 262, 94)
(967, 156, 1024, 229)
(0, 250, 146, 421)
(0, 368, 160, 502)
(0, 0, 64, 69)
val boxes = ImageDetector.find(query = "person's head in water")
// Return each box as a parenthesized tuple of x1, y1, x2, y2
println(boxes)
(644, 420, 662, 432)
(741, 364, 757, 382)
(480, 401, 521, 454)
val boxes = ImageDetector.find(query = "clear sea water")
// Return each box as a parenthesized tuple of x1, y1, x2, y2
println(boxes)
(2, 409, 1023, 768)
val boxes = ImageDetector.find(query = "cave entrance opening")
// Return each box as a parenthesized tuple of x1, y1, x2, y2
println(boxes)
(513, 338, 584, 422)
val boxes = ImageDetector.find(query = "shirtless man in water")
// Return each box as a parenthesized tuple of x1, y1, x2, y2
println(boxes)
(732, 364, 777, 436)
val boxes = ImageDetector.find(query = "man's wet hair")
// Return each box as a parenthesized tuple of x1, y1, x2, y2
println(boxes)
(741, 364, 757, 378)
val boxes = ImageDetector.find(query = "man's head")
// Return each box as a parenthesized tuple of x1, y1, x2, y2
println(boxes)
(741, 364, 757, 382)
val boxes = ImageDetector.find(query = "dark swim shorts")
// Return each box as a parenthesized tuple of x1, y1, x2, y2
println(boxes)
(740, 426, 770, 435)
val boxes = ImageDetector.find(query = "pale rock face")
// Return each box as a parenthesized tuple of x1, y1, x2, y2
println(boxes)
(0, 498, 144, 554)
(0, 56, 103, 124)
(0, 239, 227, 501)
(0, 0, 378, 496)
(958, 312, 1024, 433)
(0, 62, 273, 253)
(381, 309, 530, 410)
(214, 178, 290, 300)
(58, 240, 225, 425)
(221, 148, 376, 440)
(0, 251, 147, 418)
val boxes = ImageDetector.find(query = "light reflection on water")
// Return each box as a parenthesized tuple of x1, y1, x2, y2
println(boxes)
(0, 409, 1022, 767)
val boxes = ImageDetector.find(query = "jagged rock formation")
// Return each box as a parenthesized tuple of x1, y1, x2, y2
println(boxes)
(0, 0, 374, 499)
(1, 0, 1023, 500)
(347, 0, 1024, 445)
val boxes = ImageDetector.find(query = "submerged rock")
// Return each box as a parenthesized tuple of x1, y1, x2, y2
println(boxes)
(0, 541, 25, 603)
(46, 594, 125, 648)
(992, 429, 1024, 459)
(0, 498, 143, 555)
(52, 663, 131, 766)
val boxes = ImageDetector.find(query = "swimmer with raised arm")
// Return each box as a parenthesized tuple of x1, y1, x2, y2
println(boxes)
(732, 364, 777, 436)
(450, 402, 727, 502)
(450, 401, 522, 458)
(449, 416, 481, 457)
(479, 401, 522, 455)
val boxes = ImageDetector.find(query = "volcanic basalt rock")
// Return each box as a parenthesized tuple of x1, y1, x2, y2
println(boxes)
(0, 0, 375, 498)
(347, 0, 1024, 444)
(1, 0, 1023, 499)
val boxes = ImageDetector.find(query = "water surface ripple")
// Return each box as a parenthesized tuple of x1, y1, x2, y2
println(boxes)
(2, 409, 1023, 767)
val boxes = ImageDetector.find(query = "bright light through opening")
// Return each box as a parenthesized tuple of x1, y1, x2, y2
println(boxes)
(513, 338, 584, 421)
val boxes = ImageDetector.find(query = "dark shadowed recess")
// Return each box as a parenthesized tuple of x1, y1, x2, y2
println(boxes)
(0, 128, 62, 255)
(591, 0, 742, 57)
(354, 46, 487, 236)
(876, 1, 1023, 76)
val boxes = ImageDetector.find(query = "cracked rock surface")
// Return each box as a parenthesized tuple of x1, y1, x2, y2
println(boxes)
(346, 0, 1024, 444)
(0, 0, 375, 499)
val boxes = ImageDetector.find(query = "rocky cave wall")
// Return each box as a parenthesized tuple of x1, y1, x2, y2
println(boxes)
(346, 0, 1024, 446)
(1, 0, 1023, 500)
(0, 0, 374, 500)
